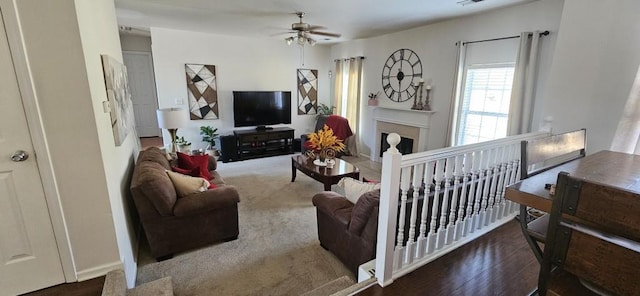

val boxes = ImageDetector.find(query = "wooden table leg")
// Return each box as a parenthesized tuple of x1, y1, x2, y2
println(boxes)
(324, 182, 331, 191)
(291, 158, 297, 182)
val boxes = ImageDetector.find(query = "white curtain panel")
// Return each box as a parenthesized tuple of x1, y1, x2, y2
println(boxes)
(611, 65, 640, 154)
(446, 41, 466, 146)
(333, 59, 344, 116)
(507, 31, 541, 135)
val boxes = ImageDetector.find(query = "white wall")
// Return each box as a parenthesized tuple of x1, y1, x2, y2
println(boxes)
(331, 0, 564, 156)
(150, 28, 332, 149)
(74, 0, 140, 287)
(16, 0, 139, 286)
(537, 0, 640, 154)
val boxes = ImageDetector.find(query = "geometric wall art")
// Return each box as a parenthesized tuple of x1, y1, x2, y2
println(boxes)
(101, 54, 136, 146)
(297, 69, 318, 115)
(185, 64, 218, 120)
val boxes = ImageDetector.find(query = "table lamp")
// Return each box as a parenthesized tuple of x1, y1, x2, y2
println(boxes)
(156, 108, 187, 152)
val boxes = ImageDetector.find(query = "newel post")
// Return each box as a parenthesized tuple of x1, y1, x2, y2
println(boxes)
(375, 133, 402, 287)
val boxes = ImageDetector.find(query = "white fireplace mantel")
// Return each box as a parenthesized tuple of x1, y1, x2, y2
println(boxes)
(373, 106, 435, 161)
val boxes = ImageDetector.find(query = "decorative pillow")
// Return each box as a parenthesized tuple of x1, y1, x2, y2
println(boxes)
(172, 166, 200, 176)
(337, 177, 381, 204)
(176, 152, 212, 180)
(166, 170, 210, 198)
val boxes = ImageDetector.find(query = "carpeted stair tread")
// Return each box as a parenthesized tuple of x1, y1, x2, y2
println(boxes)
(127, 277, 173, 296)
(301, 276, 355, 296)
(101, 270, 126, 296)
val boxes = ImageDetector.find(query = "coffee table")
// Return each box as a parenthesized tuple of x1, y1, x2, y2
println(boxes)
(291, 155, 360, 191)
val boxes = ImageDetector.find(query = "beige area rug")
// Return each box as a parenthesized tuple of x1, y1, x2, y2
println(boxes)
(135, 153, 381, 295)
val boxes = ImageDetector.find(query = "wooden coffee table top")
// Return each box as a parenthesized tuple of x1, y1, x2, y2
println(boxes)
(292, 155, 359, 177)
(291, 155, 360, 191)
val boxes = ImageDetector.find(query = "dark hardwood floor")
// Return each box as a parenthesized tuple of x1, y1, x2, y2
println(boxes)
(357, 220, 539, 296)
(20, 220, 536, 296)
(20, 276, 105, 296)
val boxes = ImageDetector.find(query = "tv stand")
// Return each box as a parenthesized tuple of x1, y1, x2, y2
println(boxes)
(233, 127, 294, 161)
(255, 126, 274, 131)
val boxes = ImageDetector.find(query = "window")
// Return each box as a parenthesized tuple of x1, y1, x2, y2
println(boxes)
(454, 64, 515, 145)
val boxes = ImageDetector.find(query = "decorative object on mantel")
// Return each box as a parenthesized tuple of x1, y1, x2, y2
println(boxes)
(411, 80, 432, 111)
(304, 124, 346, 166)
(381, 48, 422, 102)
(101, 54, 135, 146)
(297, 69, 318, 115)
(424, 85, 432, 111)
(368, 91, 380, 106)
(185, 64, 218, 120)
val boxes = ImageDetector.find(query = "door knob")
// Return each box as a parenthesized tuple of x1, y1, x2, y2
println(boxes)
(11, 150, 29, 162)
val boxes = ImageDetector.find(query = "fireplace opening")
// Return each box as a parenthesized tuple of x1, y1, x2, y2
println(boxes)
(380, 133, 414, 157)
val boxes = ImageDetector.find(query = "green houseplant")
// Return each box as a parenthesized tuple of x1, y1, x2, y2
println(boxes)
(174, 136, 191, 154)
(200, 126, 219, 156)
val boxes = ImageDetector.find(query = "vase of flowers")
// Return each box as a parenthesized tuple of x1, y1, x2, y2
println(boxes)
(368, 91, 380, 106)
(304, 125, 346, 166)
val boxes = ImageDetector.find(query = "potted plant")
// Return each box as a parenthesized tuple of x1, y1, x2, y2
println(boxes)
(316, 103, 334, 119)
(200, 126, 220, 156)
(174, 136, 191, 154)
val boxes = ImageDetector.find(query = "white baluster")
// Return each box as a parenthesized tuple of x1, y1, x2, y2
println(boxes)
(405, 165, 422, 264)
(426, 159, 444, 254)
(395, 167, 411, 269)
(456, 152, 472, 238)
(486, 147, 500, 225)
(479, 149, 493, 228)
(471, 150, 484, 232)
(436, 157, 454, 249)
(416, 160, 434, 258)
(445, 155, 463, 244)
(494, 146, 508, 220)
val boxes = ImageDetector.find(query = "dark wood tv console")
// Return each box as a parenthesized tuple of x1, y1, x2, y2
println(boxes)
(233, 127, 295, 161)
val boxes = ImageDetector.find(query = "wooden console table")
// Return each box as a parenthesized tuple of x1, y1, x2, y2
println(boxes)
(234, 127, 294, 161)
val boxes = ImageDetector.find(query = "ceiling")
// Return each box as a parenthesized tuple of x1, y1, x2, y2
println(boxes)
(115, 0, 535, 43)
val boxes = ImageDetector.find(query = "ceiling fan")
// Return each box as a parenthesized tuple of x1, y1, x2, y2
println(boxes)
(284, 12, 342, 46)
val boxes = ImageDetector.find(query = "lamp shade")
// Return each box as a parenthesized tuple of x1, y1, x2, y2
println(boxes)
(156, 108, 187, 129)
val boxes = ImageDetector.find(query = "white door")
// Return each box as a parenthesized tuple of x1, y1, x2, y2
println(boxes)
(123, 51, 160, 137)
(0, 9, 65, 295)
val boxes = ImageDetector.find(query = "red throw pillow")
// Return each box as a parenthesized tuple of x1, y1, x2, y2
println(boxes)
(208, 182, 217, 189)
(176, 152, 212, 180)
(171, 166, 200, 177)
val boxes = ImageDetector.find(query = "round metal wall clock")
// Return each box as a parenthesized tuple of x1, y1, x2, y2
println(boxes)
(381, 48, 423, 102)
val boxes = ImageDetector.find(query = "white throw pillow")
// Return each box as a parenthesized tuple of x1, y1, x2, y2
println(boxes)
(166, 170, 210, 198)
(337, 177, 381, 204)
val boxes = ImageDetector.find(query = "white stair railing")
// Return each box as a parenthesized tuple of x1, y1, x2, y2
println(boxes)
(374, 131, 548, 286)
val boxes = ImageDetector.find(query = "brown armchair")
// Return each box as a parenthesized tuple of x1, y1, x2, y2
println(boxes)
(130, 147, 240, 260)
(312, 190, 380, 275)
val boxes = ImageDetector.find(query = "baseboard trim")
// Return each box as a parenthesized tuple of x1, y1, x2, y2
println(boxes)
(76, 261, 123, 282)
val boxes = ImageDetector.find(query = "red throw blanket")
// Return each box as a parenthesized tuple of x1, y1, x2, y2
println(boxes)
(325, 115, 353, 141)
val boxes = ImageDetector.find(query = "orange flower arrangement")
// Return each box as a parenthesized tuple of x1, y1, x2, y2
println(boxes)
(304, 125, 346, 160)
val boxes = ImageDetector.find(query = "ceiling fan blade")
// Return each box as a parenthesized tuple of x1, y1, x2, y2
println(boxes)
(307, 25, 327, 31)
(308, 31, 342, 38)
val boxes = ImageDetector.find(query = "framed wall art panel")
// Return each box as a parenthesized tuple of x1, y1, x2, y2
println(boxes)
(186, 64, 219, 120)
(297, 69, 318, 115)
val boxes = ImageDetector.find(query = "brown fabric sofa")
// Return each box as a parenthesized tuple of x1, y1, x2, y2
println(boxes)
(312, 190, 380, 275)
(130, 147, 240, 260)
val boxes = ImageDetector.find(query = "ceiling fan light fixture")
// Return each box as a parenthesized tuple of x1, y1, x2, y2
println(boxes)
(308, 38, 316, 46)
(297, 36, 306, 46)
(285, 36, 294, 45)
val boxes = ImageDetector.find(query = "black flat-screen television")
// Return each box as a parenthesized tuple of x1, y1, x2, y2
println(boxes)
(233, 91, 292, 129)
